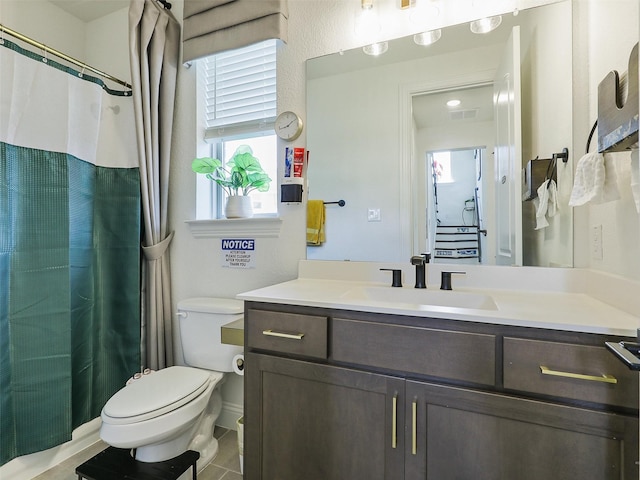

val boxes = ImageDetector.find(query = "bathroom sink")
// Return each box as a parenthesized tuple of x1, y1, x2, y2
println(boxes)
(341, 286, 498, 310)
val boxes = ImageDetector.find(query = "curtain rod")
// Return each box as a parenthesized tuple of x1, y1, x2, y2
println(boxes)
(0, 24, 132, 90)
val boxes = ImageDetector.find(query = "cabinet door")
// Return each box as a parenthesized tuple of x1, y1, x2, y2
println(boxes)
(405, 381, 638, 480)
(245, 352, 405, 480)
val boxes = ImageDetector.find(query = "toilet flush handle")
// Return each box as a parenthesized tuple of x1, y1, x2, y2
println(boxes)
(176, 311, 187, 318)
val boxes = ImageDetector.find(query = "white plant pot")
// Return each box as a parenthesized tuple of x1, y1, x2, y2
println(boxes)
(225, 195, 253, 218)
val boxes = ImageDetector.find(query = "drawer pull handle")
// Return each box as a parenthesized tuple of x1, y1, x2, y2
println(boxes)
(391, 393, 398, 449)
(539, 365, 617, 384)
(412, 399, 417, 455)
(262, 329, 305, 340)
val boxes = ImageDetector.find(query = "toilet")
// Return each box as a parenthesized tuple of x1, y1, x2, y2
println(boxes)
(99, 297, 244, 472)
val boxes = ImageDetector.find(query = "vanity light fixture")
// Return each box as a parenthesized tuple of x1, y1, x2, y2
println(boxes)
(355, 0, 382, 39)
(446, 99, 461, 107)
(413, 28, 442, 46)
(470, 15, 502, 34)
(363, 41, 389, 56)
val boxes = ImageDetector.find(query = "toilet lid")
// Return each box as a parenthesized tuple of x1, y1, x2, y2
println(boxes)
(102, 366, 211, 423)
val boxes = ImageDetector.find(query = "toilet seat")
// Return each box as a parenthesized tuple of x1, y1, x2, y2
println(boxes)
(102, 366, 213, 425)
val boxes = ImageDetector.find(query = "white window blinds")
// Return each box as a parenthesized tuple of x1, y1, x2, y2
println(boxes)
(201, 40, 277, 140)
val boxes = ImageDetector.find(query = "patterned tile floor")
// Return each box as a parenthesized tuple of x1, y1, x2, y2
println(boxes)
(34, 426, 242, 480)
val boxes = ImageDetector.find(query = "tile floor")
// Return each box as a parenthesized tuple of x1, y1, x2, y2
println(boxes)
(33, 426, 242, 480)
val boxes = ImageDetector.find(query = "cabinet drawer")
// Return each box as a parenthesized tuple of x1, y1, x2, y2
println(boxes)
(246, 309, 328, 359)
(504, 337, 639, 409)
(332, 318, 496, 386)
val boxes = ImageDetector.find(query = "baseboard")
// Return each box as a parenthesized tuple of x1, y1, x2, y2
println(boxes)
(216, 400, 244, 430)
(0, 417, 101, 480)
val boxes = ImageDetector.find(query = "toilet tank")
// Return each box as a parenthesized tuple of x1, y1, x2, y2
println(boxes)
(177, 297, 244, 372)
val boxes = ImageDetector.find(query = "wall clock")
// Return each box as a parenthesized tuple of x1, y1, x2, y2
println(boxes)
(275, 111, 303, 141)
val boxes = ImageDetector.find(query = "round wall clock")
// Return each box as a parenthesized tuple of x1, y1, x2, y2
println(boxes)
(275, 111, 303, 141)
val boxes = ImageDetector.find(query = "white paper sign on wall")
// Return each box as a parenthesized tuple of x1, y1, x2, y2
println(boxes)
(221, 238, 256, 269)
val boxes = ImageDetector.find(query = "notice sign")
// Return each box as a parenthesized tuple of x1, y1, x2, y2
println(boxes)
(221, 238, 256, 269)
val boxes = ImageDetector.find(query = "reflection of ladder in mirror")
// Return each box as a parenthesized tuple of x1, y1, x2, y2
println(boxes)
(434, 225, 480, 261)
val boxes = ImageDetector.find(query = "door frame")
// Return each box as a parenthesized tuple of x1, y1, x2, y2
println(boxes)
(399, 71, 495, 259)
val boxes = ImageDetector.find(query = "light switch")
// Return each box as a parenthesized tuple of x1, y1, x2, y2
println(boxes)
(367, 208, 381, 222)
(591, 224, 603, 260)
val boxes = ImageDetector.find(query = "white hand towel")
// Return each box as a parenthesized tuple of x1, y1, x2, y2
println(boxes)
(547, 179, 558, 218)
(534, 179, 550, 230)
(569, 152, 620, 206)
(631, 149, 640, 213)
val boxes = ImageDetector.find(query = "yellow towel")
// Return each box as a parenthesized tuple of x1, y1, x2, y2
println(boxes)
(306, 200, 326, 245)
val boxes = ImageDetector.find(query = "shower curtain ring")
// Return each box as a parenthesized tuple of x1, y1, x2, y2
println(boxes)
(42, 48, 48, 64)
(78, 65, 86, 78)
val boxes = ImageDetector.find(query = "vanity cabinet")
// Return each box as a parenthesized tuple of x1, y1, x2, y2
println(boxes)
(405, 381, 638, 479)
(244, 302, 639, 480)
(245, 353, 405, 479)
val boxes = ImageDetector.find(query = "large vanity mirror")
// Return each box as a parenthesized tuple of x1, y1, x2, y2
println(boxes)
(305, 0, 573, 267)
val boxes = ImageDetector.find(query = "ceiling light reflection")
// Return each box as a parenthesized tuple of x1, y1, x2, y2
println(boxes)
(470, 15, 502, 34)
(414, 29, 442, 46)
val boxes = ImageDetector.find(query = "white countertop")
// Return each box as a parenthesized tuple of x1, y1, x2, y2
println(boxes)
(237, 261, 640, 337)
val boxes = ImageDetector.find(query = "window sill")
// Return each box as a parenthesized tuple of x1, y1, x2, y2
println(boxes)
(186, 216, 283, 238)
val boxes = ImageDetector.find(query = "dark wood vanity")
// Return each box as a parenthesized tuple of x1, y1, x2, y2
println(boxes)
(244, 301, 639, 480)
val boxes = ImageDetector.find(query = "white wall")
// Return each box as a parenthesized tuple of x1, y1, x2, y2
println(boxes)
(519, 0, 574, 267)
(1, 1, 87, 58)
(569, 0, 639, 279)
(582, 1, 640, 279)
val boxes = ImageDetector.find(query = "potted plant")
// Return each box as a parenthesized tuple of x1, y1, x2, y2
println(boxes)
(191, 145, 272, 218)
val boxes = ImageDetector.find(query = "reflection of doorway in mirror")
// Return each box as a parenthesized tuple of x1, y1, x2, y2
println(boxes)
(426, 148, 486, 265)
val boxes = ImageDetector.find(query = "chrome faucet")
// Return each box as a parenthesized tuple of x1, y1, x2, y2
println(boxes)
(410, 253, 430, 289)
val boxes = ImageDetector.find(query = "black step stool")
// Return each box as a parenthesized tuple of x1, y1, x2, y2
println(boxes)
(75, 446, 199, 480)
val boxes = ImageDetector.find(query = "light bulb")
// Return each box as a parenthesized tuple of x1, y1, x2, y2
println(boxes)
(414, 29, 442, 46)
(363, 41, 389, 56)
(470, 15, 502, 34)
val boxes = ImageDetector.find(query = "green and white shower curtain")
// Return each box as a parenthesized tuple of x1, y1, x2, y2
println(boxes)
(0, 40, 141, 465)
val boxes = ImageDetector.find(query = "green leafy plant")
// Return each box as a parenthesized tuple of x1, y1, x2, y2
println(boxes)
(191, 145, 272, 196)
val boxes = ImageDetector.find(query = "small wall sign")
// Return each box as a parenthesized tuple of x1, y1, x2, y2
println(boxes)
(221, 238, 256, 269)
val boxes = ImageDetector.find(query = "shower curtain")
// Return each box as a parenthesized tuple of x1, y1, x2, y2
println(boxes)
(129, 0, 180, 370)
(0, 40, 141, 465)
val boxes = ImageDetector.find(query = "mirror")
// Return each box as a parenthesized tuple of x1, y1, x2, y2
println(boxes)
(306, 1, 573, 267)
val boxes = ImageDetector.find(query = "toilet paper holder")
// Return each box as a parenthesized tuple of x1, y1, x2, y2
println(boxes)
(233, 354, 245, 375)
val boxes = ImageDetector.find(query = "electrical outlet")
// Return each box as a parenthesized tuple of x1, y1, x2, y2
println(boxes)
(367, 208, 381, 222)
(591, 224, 603, 260)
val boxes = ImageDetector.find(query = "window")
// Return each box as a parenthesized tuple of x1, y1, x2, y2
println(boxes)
(430, 151, 455, 184)
(195, 40, 278, 219)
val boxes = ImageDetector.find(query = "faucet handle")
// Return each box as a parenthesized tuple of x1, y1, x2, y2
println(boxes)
(410, 255, 426, 266)
(440, 271, 466, 290)
(380, 268, 402, 287)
